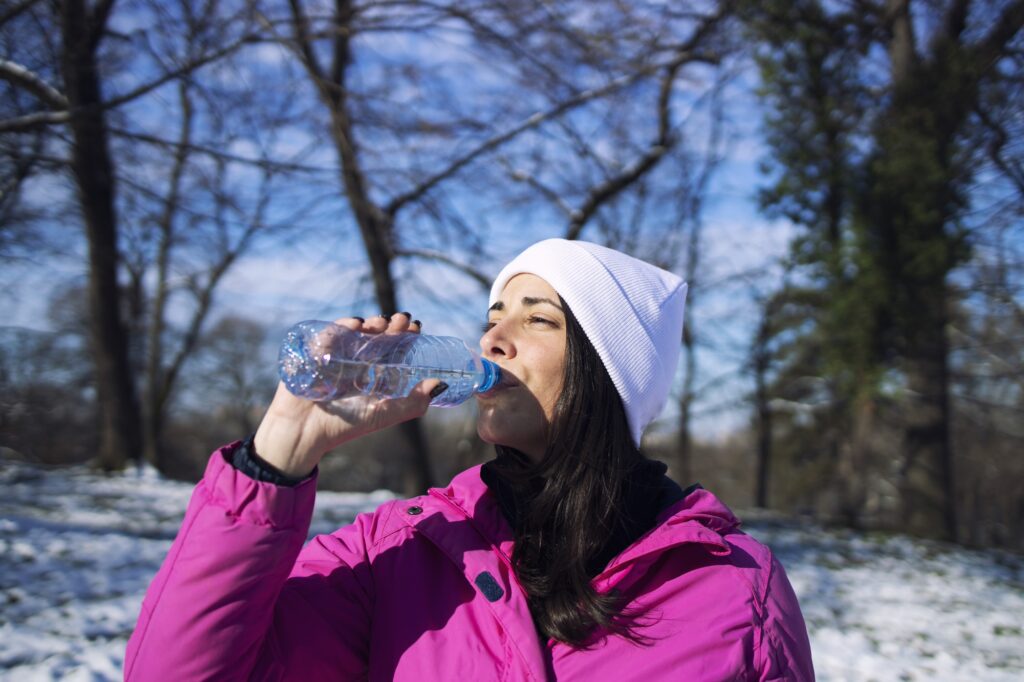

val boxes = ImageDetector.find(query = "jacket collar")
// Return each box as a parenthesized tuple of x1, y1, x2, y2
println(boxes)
(397, 464, 743, 679)
(431, 464, 741, 576)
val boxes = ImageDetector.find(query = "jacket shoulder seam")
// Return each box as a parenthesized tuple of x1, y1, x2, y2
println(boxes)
(753, 548, 791, 677)
(370, 500, 413, 552)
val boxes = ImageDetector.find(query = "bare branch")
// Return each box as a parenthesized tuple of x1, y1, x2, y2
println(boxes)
(424, 1, 577, 94)
(145, 79, 193, 420)
(0, 133, 44, 219)
(565, 45, 696, 240)
(1, 32, 263, 134)
(393, 248, 490, 288)
(0, 0, 41, 26)
(0, 59, 68, 109)
(284, 0, 328, 94)
(88, 0, 118, 52)
(108, 127, 331, 174)
(158, 157, 274, 409)
(975, 0, 1024, 72)
(940, 0, 970, 43)
(383, 52, 717, 218)
(500, 160, 576, 219)
(0, 109, 69, 133)
(102, 33, 261, 111)
(974, 104, 1024, 197)
(329, 0, 354, 90)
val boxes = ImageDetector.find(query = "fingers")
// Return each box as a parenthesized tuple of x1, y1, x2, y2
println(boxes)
(408, 378, 446, 410)
(386, 312, 418, 334)
(370, 378, 444, 427)
(333, 316, 366, 331)
(334, 313, 422, 334)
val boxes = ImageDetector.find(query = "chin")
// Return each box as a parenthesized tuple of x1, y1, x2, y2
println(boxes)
(475, 415, 503, 447)
(476, 415, 546, 460)
(476, 412, 518, 449)
(475, 392, 551, 455)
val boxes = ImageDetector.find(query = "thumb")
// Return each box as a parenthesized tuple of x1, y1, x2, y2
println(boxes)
(413, 378, 448, 405)
(393, 378, 448, 418)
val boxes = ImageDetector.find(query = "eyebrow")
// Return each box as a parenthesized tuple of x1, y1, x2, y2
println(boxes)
(488, 296, 564, 313)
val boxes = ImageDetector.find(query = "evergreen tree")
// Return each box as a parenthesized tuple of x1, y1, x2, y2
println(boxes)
(744, 0, 1024, 540)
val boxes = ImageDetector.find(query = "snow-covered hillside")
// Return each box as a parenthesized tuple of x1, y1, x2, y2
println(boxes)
(1, 459, 1021, 681)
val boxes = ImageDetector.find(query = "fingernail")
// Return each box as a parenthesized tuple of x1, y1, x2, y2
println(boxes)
(398, 311, 412, 319)
(429, 382, 449, 399)
(354, 316, 365, 323)
(380, 313, 392, 321)
(413, 319, 422, 328)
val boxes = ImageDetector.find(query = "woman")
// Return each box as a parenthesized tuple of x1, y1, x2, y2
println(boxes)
(125, 239, 814, 680)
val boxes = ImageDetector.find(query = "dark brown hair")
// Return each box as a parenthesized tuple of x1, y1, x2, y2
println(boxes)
(494, 295, 647, 647)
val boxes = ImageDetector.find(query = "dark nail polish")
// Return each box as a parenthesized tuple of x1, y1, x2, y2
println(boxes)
(381, 313, 392, 321)
(398, 311, 412, 319)
(354, 316, 365, 323)
(413, 320, 422, 328)
(429, 382, 449, 399)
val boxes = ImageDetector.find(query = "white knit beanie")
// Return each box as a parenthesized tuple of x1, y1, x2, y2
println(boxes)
(489, 238, 687, 446)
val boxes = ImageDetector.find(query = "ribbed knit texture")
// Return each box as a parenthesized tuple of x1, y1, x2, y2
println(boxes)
(490, 239, 687, 445)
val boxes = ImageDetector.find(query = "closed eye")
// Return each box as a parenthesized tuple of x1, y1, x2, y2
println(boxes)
(482, 316, 558, 333)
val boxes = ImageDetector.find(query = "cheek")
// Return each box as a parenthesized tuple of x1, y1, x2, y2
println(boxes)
(538, 383, 562, 422)
(538, 354, 567, 416)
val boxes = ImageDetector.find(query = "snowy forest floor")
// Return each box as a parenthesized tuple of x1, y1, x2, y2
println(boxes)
(1, 458, 1022, 681)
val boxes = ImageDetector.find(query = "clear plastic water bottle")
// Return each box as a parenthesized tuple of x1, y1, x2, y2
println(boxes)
(277, 320, 501, 407)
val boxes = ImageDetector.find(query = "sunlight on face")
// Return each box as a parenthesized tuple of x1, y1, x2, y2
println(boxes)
(475, 274, 568, 461)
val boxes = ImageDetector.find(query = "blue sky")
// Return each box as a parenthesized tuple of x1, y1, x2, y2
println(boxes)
(0, 8, 799, 443)
(0, 127, 792, 443)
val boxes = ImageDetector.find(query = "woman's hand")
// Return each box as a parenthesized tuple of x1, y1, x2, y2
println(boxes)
(253, 313, 441, 479)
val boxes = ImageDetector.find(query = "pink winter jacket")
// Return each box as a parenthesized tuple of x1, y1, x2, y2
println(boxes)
(125, 443, 814, 681)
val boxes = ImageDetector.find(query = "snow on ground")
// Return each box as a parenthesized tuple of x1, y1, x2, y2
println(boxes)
(1, 458, 1021, 681)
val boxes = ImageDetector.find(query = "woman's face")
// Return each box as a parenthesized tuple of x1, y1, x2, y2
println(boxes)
(475, 274, 568, 461)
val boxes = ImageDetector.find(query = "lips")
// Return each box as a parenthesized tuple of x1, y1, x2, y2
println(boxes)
(497, 370, 521, 388)
(477, 367, 520, 399)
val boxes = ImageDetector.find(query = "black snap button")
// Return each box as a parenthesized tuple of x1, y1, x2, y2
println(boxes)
(475, 571, 504, 602)
(406, 506, 423, 515)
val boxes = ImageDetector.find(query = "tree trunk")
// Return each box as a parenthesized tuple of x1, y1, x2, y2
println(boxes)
(753, 312, 771, 508)
(142, 81, 191, 472)
(280, 0, 437, 496)
(754, 373, 771, 509)
(326, 87, 433, 496)
(899, 280, 956, 540)
(60, 0, 141, 471)
(836, 396, 871, 529)
(676, 319, 695, 486)
(142, 225, 170, 470)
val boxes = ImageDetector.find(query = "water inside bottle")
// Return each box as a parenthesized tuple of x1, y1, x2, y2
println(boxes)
(365, 364, 483, 406)
(278, 320, 497, 405)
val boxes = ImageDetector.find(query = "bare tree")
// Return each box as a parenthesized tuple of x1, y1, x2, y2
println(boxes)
(114, 4, 307, 471)
(258, 0, 734, 494)
(54, 0, 144, 470)
(0, 0, 293, 471)
(3, 0, 739, 488)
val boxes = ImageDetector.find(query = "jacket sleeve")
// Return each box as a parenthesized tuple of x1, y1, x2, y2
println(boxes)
(124, 444, 380, 681)
(754, 553, 816, 681)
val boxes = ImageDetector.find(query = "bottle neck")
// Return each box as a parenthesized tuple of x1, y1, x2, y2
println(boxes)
(478, 359, 501, 393)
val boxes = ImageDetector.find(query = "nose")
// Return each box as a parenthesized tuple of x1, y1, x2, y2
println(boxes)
(480, 319, 515, 360)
